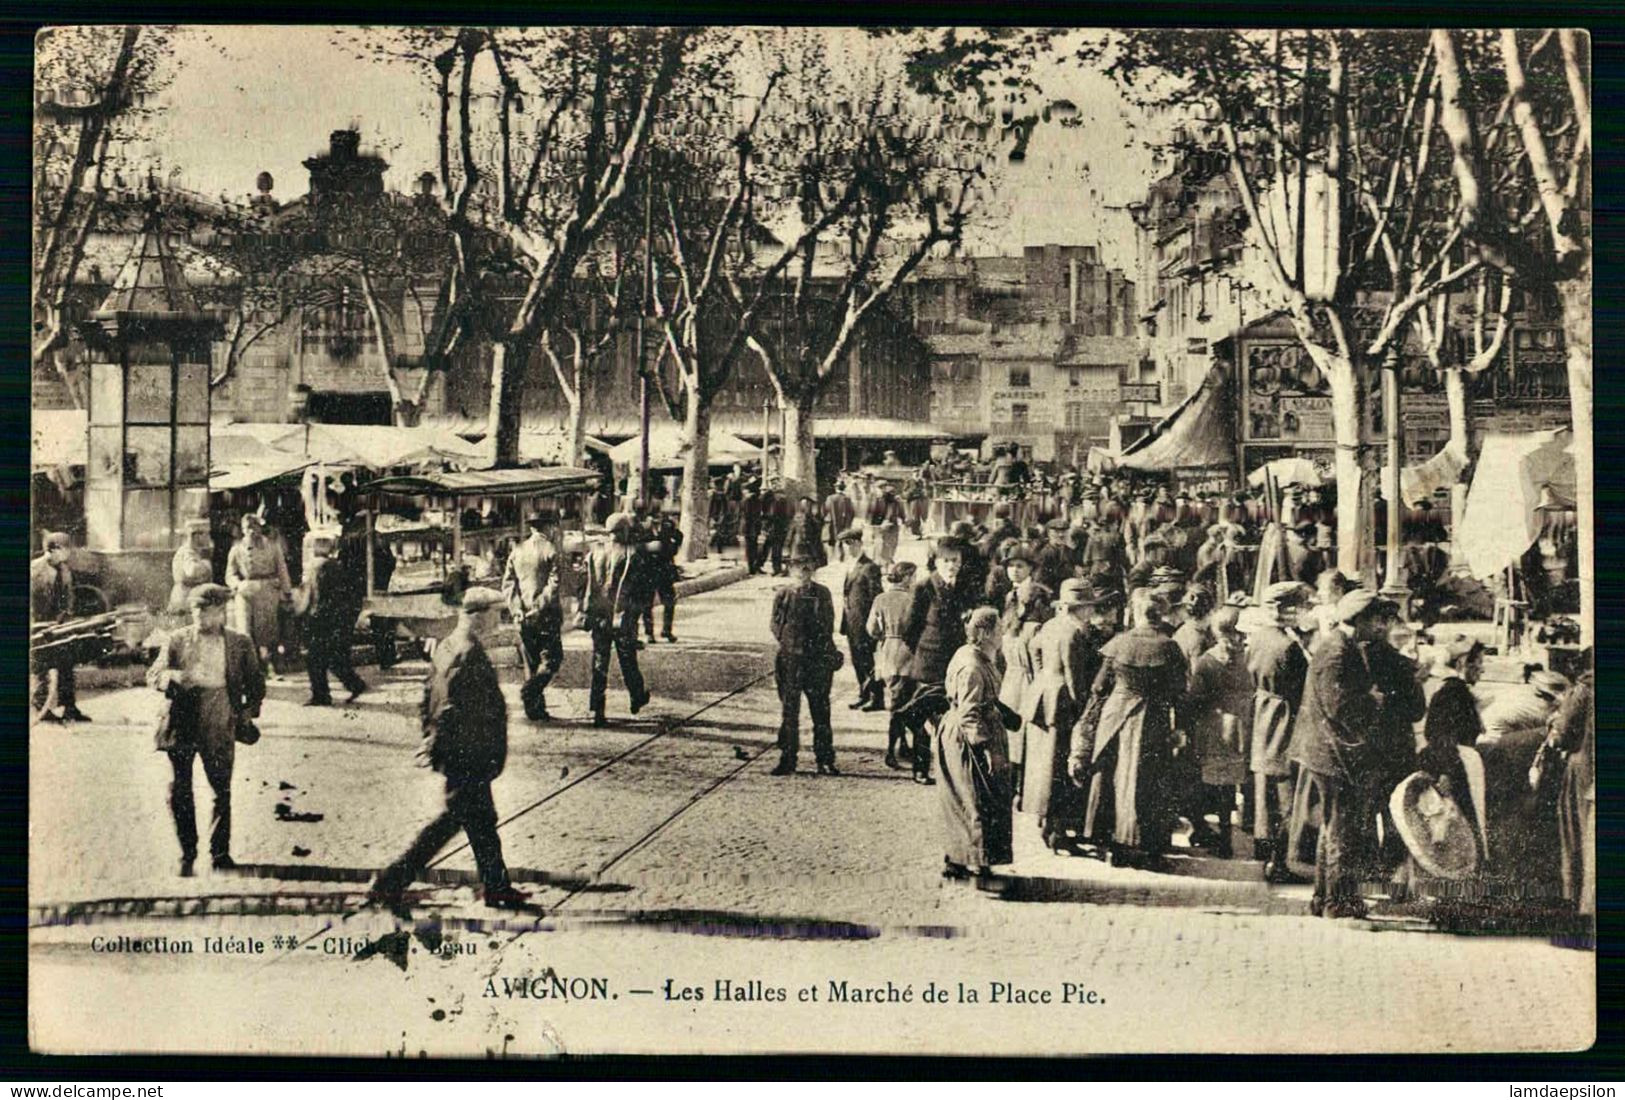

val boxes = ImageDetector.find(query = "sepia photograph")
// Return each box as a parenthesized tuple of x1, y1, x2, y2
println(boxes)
(27, 24, 1594, 1058)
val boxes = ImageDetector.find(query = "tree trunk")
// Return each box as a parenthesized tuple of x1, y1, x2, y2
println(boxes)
(392, 399, 424, 428)
(1444, 366, 1472, 543)
(1328, 356, 1376, 584)
(565, 390, 587, 469)
(487, 340, 525, 468)
(780, 394, 818, 496)
(678, 386, 711, 564)
(1558, 270, 1592, 645)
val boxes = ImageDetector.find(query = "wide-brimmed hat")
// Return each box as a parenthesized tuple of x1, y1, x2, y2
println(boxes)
(1235, 606, 1272, 635)
(1002, 541, 1036, 567)
(1262, 581, 1313, 610)
(461, 587, 505, 613)
(1390, 772, 1481, 880)
(188, 583, 231, 609)
(1057, 578, 1098, 608)
(934, 535, 970, 557)
(1336, 589, 1398, 624)
(1530, 670, 1570, 700)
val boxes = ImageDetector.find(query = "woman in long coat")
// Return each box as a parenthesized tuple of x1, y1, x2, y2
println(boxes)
(225, 512, 290, 663)
(167, 520, 216, 614)
(937, 607, 1014, 887)
(1018, 578, 1098, 852)
(997, 544, 1052, 792)
(1072, 588, 1188, 868)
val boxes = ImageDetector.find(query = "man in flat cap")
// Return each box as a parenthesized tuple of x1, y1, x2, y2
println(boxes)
(370, 587, 525, 912)
(1292, 590, 1422, 917)
(770, 553, 841, 776)
(502, 511, 565, 721)
(31, 531, 90, 724)
(584, 513, 652, 726)
(303, 526, 367, 707)
(838, 526, 884, 711)
(147, 584, 265, 876)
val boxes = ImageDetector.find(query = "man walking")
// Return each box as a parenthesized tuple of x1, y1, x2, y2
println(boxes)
(901, 536, 970, 784)
(770, 553, 841, 776)
(303, 527, 367, 707)
(741, 481, 765, 575)
(502, 511, 564, 721)
(369, 588, 526, 913)
(585, 514, 652, 727)
(147, 584, 265, 876)
(838, 526, 884, 710)
(31, 531, 90, 724)
(641, 509, 684, 643)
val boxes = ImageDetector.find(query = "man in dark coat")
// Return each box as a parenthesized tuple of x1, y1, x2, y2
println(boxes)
(979, 504, 1021, 567)
(31, 531, 89, 723)
(147, 584, 265, 876)
(838, 527, 884, 710)
(825, 481, 856, 560)
(762, 489, 792, 576)
(740, 482, 765, 574)
(950, 520, 991, 609)
(1083, 519, 1129, 592)
(303, 528, 367, 708)
(1035, 520, 1076, 594)
(901, 537, 970, 783)
(770, 554, 841, 776)
(584, 514, 653, 726)
(1292, 590, 1422, 918)
(641, 510, 684, 643)
(369, 588, 525, 912)
(785, 496, 828, 570)
(502, 512, 565, 720)
(1553, 666, 1594, 915)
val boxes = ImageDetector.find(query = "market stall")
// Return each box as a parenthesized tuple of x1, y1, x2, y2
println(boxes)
(1457, 428, 1578, 656)
(358, 466, 601, 643)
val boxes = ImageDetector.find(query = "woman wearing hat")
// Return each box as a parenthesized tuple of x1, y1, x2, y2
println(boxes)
(1476, 670, 1569, 901)
(1392, 635, 1489, 899)
(1019, 577, 1102, 854)
(225, 512, 291, 668)
(867, 560, 920, 769)
(168, 520, 217, 615)
(937, 607, 1016, 888)
(1070, 588, 1187, 869)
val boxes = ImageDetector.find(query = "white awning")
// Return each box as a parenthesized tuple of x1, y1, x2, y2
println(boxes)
(1459, 429, 1575, 579)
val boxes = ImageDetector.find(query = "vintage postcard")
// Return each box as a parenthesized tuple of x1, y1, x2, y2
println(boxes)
(29, 25, 1594, 1057)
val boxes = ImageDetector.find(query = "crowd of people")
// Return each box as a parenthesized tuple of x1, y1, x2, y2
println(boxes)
(28, 446, 1593, 923)
(785, 480, 1595, 923)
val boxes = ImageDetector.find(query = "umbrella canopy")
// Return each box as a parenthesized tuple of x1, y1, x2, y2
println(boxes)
(609, 425, 760, 470)
(1247, 456, 1324, 490)
(1458, 428, 1575, 579)
(213, 422, 485, 469)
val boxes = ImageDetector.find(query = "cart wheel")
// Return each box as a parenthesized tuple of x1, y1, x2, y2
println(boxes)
(73, 585, 110, 617)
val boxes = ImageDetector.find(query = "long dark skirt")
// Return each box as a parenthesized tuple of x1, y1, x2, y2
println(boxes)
(1083, 725, 1175, 855)
(1017, 719, 1085, 844)
(936, 729, 1013, 870)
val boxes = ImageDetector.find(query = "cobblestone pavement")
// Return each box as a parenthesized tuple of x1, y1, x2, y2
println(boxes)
(29, 536, 1594, 1056)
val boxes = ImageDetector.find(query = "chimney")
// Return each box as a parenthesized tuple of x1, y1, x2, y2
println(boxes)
(330, 129, 360, 159)
(1069, 257, 1079, 326)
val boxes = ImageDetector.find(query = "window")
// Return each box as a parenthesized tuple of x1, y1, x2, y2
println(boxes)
(1067, 368, 1081, 387)
(1065, 402, 1084, 429)
(1008, 365, 1031, 388)
(1011, 403, 1030, 432)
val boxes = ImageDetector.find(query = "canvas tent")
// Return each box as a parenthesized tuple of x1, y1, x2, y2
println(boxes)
(212, 422, 486, 469)
(1458, 428, 1575, 579)
(608, 425, 761, 471)
(1116, 367, 1236, 472)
